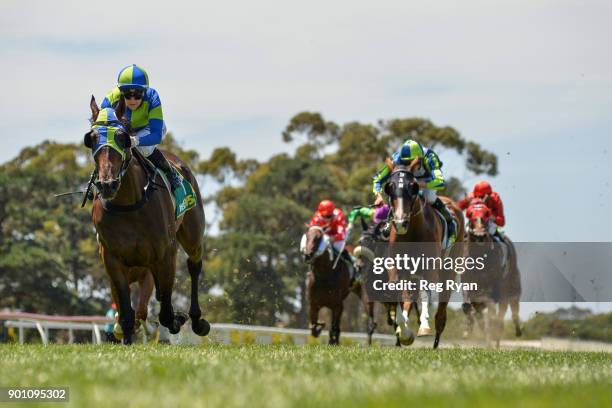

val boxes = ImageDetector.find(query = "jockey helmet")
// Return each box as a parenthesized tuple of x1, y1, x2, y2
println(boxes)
(399, 140, 424, 162)
(318, 200, 335, 218)
(474, 181, 493, 198)
(117, 64, 149, 91)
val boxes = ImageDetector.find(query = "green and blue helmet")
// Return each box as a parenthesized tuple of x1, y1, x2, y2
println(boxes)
(399, 140, 424, 162)
(117, 64, 149, 91)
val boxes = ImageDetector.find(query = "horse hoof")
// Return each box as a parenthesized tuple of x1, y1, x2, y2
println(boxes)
(192, 318, 211, 336)
(113, 323, 124, 341)
(396, 325, 415, 346)
(417, 327, 432, 337)
(122, 335, 133, 345)
(167, 312, 189, 335)
(516, 327, 522, 337)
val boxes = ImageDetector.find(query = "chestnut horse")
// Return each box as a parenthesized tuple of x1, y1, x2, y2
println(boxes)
(384, 161, 465, 349)
(464, 198, 521, 346)
(301, 226, 352, 344)
(84, 97, 210, 344)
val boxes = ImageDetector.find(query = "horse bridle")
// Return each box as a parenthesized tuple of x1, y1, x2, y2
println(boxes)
(91, 143, 132, 194)
(387, 169, 423, 232)
(302, 226, 332, 263)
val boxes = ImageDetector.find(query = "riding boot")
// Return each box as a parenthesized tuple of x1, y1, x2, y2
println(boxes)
(432, 198, 457, 244)
(148, 148, 183, 192)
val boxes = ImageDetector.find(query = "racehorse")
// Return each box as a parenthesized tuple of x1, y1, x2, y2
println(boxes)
(464, 198, 521, 347)
(84, 96, 210, 344)
(384, 159, 465, 349)
(352, 213, 428, 346)
(301, 225, 352, 344)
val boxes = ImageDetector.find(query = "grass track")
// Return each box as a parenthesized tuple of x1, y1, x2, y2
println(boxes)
(0, 344, 610, 408)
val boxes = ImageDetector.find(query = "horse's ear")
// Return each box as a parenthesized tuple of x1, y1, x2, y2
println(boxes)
(115, 96, 126, 122)
(409, 157, 420, 172)
(385, 157, 394, 171)
(411, 181, 419, 195)
(90, 95, 99, 122)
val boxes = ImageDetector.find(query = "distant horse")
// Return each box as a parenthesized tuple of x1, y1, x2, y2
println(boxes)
(464, 198, 521, 346)
(384, 160, 465, 349)
(351, 223, 379, 346)
(301, 226, 352, 344)
(84, 96, 210, 344)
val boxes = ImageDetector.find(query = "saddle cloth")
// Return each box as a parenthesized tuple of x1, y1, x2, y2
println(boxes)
(154, 165, 197, 219)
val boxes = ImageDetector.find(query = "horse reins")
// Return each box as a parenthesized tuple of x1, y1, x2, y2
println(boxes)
(94, 148, 163, 213)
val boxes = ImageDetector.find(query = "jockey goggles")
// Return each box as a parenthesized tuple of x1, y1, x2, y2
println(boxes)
(122, 89, 144, 100)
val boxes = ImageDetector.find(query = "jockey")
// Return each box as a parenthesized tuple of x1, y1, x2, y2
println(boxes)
(309, 200, 353, 265)
(458, 181, 505, 240)
(348, 204, 391, 241)
(372, 139, 457, 245)
(100, 64, 183, 194)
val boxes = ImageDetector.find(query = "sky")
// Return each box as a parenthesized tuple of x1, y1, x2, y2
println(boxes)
(1, 0, 611, 316)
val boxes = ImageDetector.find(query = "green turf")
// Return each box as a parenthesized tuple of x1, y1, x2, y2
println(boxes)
(0, 344, 610, 408)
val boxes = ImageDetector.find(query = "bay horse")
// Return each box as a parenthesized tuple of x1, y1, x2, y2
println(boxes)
(84, 97, 210, 344)
(464, 198, 521, 347)
(351, 223, 379, 346)
(384, 159, 465, 349)
(300, 226, 352, 345)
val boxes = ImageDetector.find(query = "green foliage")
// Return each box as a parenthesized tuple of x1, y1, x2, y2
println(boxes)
(521, 308, 612, 342)
(0, 113, 499, 325)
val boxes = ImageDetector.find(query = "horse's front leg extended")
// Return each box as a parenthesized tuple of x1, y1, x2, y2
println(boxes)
(103, 250, 135, 345)
(396, 301, 415, 346)
(187, 259, 211, 336)
(329, 304, 343, 345)
(152, 254, 187, 335)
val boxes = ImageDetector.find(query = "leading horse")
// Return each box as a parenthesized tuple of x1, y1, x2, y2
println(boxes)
(84, 97, 210, 344)
(384, 160, 465, 349)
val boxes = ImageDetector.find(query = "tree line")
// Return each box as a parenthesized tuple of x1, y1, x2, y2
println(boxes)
(0, 112, 497, 332)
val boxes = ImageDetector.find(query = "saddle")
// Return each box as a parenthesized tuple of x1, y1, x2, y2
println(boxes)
(135, 149, 197, 219)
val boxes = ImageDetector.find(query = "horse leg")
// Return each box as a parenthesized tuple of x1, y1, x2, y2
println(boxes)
(151, 253, 187, 335)
(433, 301, 448, 349)
(177, 215, 210, 336)
(462, 302, 475, 338)
(135, 271, 154, 342)
(185, 259, 211, 336)
(396, 301, 415, 346)
(309, 301, 324, 338)
(329, 304, 343, 345)
(360, 288, 376, 346)
(367, 302, 376, 346)
(510, 297, 522, 337)
(418, 290, 432, 336)
(103, 250, 134, 345)
(497, 300, 509, 348)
